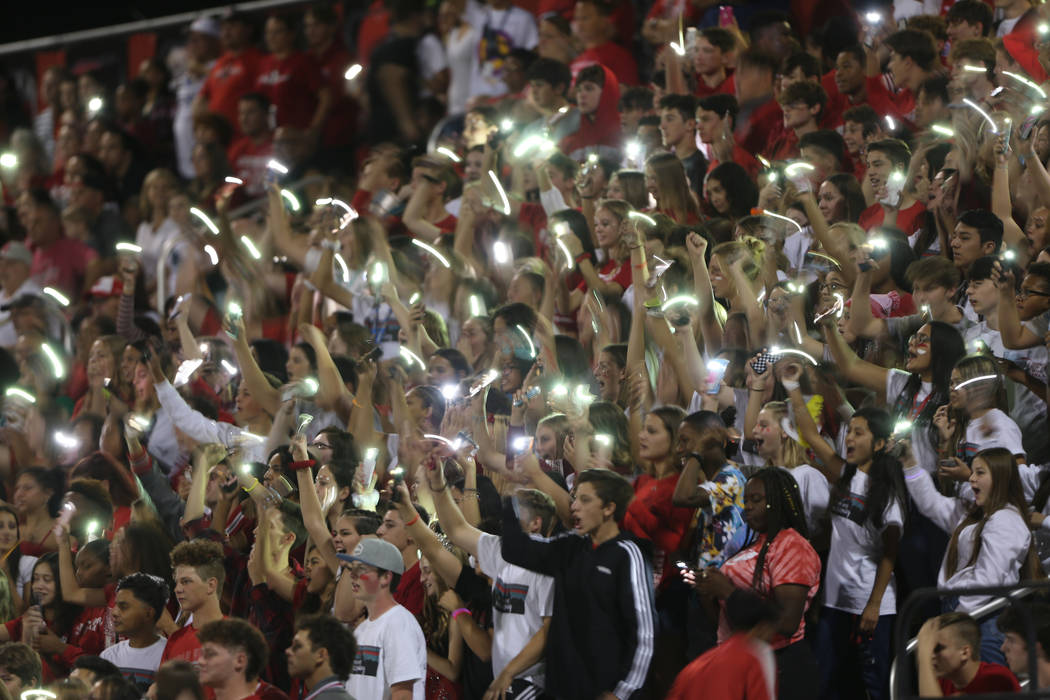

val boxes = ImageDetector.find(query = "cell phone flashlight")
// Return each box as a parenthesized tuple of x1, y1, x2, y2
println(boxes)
(512, 436, 534, 454)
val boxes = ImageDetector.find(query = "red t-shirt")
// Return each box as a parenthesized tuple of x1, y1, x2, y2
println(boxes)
(938, 662, 1020, 695)
(707, 145, 761, 180)
(255, 53, 322, 131)
(570, 43, 639, 86)
(624, 473, 695, 585)
(597, 257, 632, 291)
(29, 236, 98, 298)
(201, 49, 264, 134)
(765, 128, 800, 161)
(5, 607, 107, 681)
(858, 199, 927, 238)
(737, 99, 783, 158)
(393, 560, 424, 617)
(695, 72, 735, 99)
(161, 623, 203, 666)
(357, 0, 390, 65)
(314, 42, 358, 148)
(668, 633, 775, 700)
(719, 528, 821, 650)
(227, 136, 275, 198)
(865, 74, 916, 131)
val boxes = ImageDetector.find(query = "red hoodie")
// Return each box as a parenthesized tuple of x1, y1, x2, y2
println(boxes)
(559, 64, 622, 159)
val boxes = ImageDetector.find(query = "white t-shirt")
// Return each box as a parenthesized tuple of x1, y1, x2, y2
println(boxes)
(477, 533, 554, 685)
(886, 369, 938, 473)
(781, 464, 830, 536)
(15, 555, 36, 599)
(824, 470, 904, 616)
(783, 227, 814, 277)
(347, 604, 426, 700)
(962, 408, 1025, 459)
(100, 636, 167, 690)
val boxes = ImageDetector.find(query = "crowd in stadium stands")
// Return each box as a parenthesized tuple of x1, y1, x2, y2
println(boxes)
(3, 0, 1050, 697)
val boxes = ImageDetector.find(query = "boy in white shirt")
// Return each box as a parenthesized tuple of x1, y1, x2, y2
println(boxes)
(101, 573, 170, 692)
(338, 539, 426, 700)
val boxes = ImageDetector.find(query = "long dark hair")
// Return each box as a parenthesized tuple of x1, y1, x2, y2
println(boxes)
(891, 321, 965, 453)
(32, 553, 80, 636)
(825, 173, 867, 224)
(835, 407, 908, 530)
(745, 468, 809, 591)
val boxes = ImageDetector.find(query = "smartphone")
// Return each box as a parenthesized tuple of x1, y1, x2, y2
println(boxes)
(718, 5, 735, 27)
(751, 350, 775, 374)
(938, 458, 957, 467)
(705, 358, 730, 395)
(363, 346, 382, 363)
(513, 386, 541, 407)
(1020, 114, 1040, 140)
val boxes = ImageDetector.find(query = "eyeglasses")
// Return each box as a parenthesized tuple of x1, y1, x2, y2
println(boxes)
(909, 333, 931, 345)
(1017, 287, 1050, 300)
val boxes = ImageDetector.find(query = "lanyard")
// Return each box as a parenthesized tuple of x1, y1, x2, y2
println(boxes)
(303, 681, 344, 700)
(908, 392, 932, 420)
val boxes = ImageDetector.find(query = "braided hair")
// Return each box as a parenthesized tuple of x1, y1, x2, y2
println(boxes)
(746, 468, 809, 591)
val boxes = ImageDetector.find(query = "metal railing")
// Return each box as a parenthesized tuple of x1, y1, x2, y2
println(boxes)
(0, 0, 308, 57)
(891, 581, 1050, 699)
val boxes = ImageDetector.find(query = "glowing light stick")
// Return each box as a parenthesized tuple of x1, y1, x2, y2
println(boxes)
(190, 207, 219, 234)
(344, 64, 363, 80)
(240, 236, 262, 260)
(224, 176, 243, 185)
(412, 239, 451, 268)
(41, 343, 64, 379)
(204, 245, 219, 265)
(280, 189, 301, 211)
(42, 287, 69, 307)
(436, 146, 461, 163)
(266, 159, 289, 175)
(488, 170, 511, 214)
(515, 324, 537, 358)
(962, 97, 999, 133)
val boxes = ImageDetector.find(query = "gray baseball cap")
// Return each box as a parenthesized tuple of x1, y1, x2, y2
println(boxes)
(337, 538, 405, 574)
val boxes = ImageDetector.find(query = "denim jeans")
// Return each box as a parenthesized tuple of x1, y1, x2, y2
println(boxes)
(815, 607, 895, 700)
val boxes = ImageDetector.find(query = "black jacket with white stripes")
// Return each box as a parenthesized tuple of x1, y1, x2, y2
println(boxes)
(500, 499, 656, 700)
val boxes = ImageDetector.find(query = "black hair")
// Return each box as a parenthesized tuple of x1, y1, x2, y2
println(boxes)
(1027, 262, 1050, 290)
(576, 469, 635, 521)
(90, 676, 142, 700)
(71, 654, 122, 680)
(576, 64, 606, 89)
(967, 255, 1000, 282)
(837, 44, 866, 65)
(250, 338, 289, 384)
(781, 51, 821, 79)
(116, 573, 170, 623)
(997, 601, 1050, 658)
(726, 588, 781, 632)
(917, 75, 950, 106)
(708, 162, 759, 219)
(296, 613, 358, 681)
(493, 301, 538, 336)
(946, 0, 993, 36)
(619, 86, 655, 111)
(958, 209, 1004, 252)
(837, 407, 908, 530)
(33, 553, 81, 636)
(316, 428, 360, 466)
(885, 29, 939, 70)
(17, 466, 63, 517)
(843, 104, 880, 136)
(550, 209, 597, 257)
(744, 468, 809, 590)
(891, 321, 966, 453)
(799, 130, 845, 167)
(866, 138, 912, 169)
(238, 91, 271, 111)
(738, 50, 780, 75)
(697, 94, 739, 129)
(525, 58, 571, 91)
(873, 226, 917, 292)
(701, 27, 737, 54)
(658, 93, 696, 122)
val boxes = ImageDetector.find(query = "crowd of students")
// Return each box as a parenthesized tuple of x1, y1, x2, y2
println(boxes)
(3, 0, 1050, 698)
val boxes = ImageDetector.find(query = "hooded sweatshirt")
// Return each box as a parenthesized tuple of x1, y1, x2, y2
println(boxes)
(559, 64, 623, 162)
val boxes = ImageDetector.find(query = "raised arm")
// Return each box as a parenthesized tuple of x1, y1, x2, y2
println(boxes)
(402, 180, 444, 243)
(290, 435, 341, 575)
(822, 323, 889, 396)
(847, 263, 890, 340)
(686, 233, 726, 355)
(226, 315, 282, 415)
(55, 525, 107, 607)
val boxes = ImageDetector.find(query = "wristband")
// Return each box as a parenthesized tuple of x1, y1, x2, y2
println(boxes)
(289, 459, 316, 471)
(404, 513, 420, 528)
(781, 379, 800, 392)
(452, 608, 472, 620)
